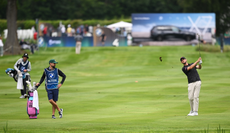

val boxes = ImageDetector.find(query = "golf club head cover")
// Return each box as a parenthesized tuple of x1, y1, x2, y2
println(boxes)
(30, 87, 38, 92)
(31, 82, 38, 91)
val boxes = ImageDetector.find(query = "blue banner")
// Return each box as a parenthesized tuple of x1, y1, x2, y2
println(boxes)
(39, 36, 93, 47)
(38, 36, 125, 47)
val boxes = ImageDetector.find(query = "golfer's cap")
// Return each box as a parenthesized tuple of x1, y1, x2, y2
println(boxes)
(49, 59, 58, 64)
(22, 53, 29, 59)
(180, 57, 186, 61)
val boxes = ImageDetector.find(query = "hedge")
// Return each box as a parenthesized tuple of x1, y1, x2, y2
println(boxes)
(0, 19, 7, 34)
(0, 18, 131, 34)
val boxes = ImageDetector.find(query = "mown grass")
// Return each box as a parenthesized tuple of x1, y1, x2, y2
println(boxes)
(0, 46, 230, 133)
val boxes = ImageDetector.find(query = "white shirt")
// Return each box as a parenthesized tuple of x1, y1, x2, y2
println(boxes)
(14, 58, 31, 76)
(61, 26, 66, 33)
(0, 39, 4, 47)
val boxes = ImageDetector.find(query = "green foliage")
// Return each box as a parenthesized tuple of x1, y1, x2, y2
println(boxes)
(3, 122, 8, 133)
(1, 0, 229, 36)
(203, 125, 209, 133)
(17, 20, 36, 29)
(0, 18, 131, 33)
(217, 125, 225, 133)
(0, 19, 36, 31)
(203, 125, 226, 133)
(0, 0, 7, 19)
(196, 44, 230, 52)
(1, 0, 183, 20)
(178, 0, 230, 36)
(0, 19, 7, 33)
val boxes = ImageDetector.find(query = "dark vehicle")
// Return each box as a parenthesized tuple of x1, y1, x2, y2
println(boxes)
(150, 25, 196, 41)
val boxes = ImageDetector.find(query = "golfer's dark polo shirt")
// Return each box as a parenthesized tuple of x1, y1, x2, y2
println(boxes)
(182, 63, 201, 84)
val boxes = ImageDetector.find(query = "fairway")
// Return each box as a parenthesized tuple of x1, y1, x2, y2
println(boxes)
(0, 46, 230, 133)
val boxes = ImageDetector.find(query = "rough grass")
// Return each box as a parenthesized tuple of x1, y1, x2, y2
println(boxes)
(196, 44, 230, 52)
(0, 46, 230, 133)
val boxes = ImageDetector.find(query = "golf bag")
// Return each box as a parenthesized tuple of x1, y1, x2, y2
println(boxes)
(27, 91, 39, 119)
(26, 81, 39, 119)
(5, 68, 31, 91)
(5, 68, 18, 82)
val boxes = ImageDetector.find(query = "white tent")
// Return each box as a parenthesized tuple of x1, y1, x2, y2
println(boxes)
(107, 21, 132, 32)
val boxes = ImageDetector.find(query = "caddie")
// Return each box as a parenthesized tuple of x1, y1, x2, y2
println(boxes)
(14, 53, 31, 98)
(36, 59, 66, 119)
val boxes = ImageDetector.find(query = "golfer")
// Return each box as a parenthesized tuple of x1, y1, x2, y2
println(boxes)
(36, 59, 66, 119)
(180, 57, 202, 116)
(14, 53, 31, 98)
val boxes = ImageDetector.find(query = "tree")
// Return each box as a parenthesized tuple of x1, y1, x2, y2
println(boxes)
(1, 0, 229, 37)
(0, 0, 7, 19)
(178, 0, 230, 36)
(5, 0, 21, 55)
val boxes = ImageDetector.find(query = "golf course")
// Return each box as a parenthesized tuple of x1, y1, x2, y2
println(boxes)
(0, 45, 230, 133)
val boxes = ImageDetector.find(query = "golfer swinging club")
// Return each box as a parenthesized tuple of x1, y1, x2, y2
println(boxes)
(36, 59, 66, 119)
(180, 57, 202, 116)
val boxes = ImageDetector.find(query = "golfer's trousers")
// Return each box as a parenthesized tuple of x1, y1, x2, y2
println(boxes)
(0, 46, 3, 56)
(76, 42, 81, 54)
(188, 81, 201, 112)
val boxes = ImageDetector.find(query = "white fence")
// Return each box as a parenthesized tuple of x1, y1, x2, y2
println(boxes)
(4, 29, 34, 40)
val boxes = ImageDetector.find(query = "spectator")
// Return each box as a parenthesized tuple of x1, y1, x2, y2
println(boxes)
(71, 28, 75, 36)
(33, 32, 37, 40)
(61, 25, 66, 37)
(48, 26, 53, 37)
(80, 25, 84, 35)
(0, 36, 4, 57)
(123, 28, 127, 37)
(224, 31, 230, 38)
(83, 28, 87, 36)
(88, 25, 93, 34)
(85, 24, 89, 32)
(58, 24, 62, 37)
(67, 24, 72, 36)
(100, 30, 106, 46)
(43, 25, 48, 36)
(52, 30, 58, 37)
(19, 39, 27, 46)
(76, 26, 81, 34)
(31, 26, 36, 33)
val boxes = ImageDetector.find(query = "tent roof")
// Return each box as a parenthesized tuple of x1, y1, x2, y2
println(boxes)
(107, 21, 132, 28)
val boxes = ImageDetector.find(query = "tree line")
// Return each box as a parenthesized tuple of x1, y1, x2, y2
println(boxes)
(1, 0, 183, 20)
(0, 0, 229, 35)
(2, 0, 230, 55)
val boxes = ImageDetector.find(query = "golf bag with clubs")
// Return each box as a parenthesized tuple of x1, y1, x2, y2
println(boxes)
(26, 81, 39, 119)
(5, 68, 18, 82)
(5, 68, 31, 92)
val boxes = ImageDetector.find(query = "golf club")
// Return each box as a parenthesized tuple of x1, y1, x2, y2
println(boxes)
(197, 34, 203, 65)
(197, 33, 201, 57)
